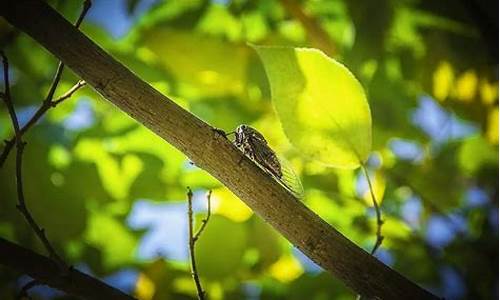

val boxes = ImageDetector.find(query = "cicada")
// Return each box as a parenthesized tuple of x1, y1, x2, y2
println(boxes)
(228, 124, 303, 198)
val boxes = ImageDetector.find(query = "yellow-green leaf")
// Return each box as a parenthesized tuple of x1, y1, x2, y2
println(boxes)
(254, 46, 372, 168)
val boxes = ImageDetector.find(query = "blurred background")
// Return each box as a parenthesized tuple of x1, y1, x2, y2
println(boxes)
(0, 0, 498, 299)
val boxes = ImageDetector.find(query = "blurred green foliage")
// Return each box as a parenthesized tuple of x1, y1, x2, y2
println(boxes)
(0, 0, 497, 299)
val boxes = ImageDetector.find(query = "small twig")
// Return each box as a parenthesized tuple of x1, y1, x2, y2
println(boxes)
(361, 164, 384, 255)
(0, 0, 91, 168)
(51, 80, 86, 106)
(193, 190, 212, 242)
(355, 164, 384, 300)
(1, 52, 66, 269)
(187, 188, 211, 300)
(17, 279, 42, 300)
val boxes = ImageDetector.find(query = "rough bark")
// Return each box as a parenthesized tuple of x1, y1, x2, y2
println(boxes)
(0, 0, 440, 299)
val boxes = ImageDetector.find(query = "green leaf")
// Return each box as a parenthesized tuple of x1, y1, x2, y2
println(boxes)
(196, 215, 246, 280)
(84, 212, 137, 270)
(458, 135, 498, 175)
(254, 46, 372, 169)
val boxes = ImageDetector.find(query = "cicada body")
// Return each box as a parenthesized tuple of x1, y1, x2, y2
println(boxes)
(233, 124, 303, 198)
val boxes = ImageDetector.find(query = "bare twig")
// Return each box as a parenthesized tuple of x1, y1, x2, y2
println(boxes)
(1, 51, 66, 268)
(355, 164, 384, 300)
(361, 164, 384, 255)
(0, 0, 91, 168)
(52, 80, 86, 106)
(17, 279, 42, 300)
(193, 190, 212, 242)
(187, 188, 211, 300)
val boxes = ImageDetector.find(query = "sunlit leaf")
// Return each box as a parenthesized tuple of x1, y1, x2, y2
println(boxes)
(486, 108, 499, 144)
(268, 254, 304, 282)
(141, 28, 249, 98)
(254, 46, 372, 168)
(135, 273, 156, 300)
(196, 215, 246, 279)
(480, 79, 499, 105)
(247, 217, 282, 269)
(432, 61, 454, 102)
(362, 170, 386, 206)
(74, 139, 143, 202)
(212, 188, 253, 222)
(48, 145, 72, 169)
(458, 135, 498, 175)
(454, 70, 478, 102)
(84, 212, 137, 270)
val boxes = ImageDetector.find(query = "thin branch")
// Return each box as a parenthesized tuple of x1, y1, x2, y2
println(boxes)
(0, 0, 91, 168)
(17, 279, 42, 300)
(187, 188, 211, 300)
(52, 80, 86, 106)
(44, 0, 90, 104)
(361, 164, 384, 255)
(193, 190, 212, 242)
(1, 51, 66, 269)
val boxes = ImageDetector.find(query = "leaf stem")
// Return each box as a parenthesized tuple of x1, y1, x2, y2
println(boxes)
(361, 163, 384, 255)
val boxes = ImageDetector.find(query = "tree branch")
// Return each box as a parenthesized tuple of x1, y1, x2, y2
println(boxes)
(0, 0, 90, 168)
(1, 51, 66, 268)
(0, 237, 137, 300)
(0, 1, 440, 299)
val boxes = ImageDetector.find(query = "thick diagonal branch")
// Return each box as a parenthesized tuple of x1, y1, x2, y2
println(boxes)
(0, 1, 439, 299)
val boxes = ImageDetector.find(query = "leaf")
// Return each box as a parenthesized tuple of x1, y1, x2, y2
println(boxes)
(84, 211, 137, 270)
(254, 46, 372, 169)
(196, 215, 246, 280)
(458, 135, 498, 175)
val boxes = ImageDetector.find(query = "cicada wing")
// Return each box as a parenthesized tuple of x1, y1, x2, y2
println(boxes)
(275, 155, 304, 199)
(248, 136, 282, 179)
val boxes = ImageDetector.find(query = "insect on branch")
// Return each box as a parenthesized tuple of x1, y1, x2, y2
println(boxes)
(187, 188, 212, 300)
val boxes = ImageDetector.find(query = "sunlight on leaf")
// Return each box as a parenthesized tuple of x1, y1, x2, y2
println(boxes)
(197, 215, 246, 279)
(381, 216, 412, 246)
(48, 145, 72, 169)
(433, 61, 454, 102)
(269, 254, 304, 282)
(85, 212, 137, 269)
(486, 108, 499, 144)
(142, 28, 248, 98)
(75, 139, 143, 202)
(459, 135, 498, 175)
(480, 79, 499, 105)
(336, 169, 356, 199)
(135, 273, 156, 300)
(362, 170, 386, 206)
(254, 46, 372, 169)
(454, 70, 478, 102)
(212, 188, 253, 222)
